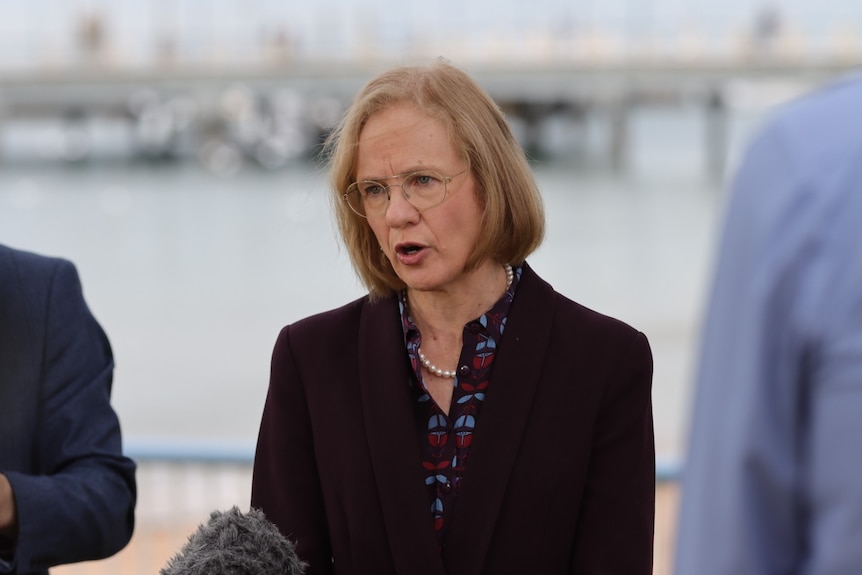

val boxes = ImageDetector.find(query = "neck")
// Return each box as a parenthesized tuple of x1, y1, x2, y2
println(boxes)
(406, 261, 511, 338)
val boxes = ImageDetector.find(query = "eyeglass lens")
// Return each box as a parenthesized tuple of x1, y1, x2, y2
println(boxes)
(348, 171, 447, 216)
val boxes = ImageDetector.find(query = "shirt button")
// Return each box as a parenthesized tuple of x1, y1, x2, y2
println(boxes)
(467, 322, 482, 334)
(458, 365, 470, 376)
(440, 481, 452, 494)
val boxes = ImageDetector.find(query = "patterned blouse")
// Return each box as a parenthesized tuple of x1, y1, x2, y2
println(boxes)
(397, 265, 522, 548)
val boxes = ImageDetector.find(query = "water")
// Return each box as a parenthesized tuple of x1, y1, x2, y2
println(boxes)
(0, 106, 770, 459)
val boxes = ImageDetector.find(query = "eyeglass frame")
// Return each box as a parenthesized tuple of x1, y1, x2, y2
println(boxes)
(342, 168, 467, 218)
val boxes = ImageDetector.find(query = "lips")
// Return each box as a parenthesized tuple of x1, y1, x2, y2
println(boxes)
(394, 242, 427, 265)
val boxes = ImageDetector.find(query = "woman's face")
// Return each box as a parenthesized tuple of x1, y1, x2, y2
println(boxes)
(356, 103, 484, 295)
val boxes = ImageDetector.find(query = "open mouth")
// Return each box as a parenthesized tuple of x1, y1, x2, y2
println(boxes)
(397, 244, 423, 255)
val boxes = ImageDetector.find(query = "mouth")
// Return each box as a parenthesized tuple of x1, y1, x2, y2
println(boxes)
(395, 243, 425, 256)
(394, 242, 427, 264)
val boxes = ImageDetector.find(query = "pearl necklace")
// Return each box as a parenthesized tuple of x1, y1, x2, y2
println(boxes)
(415, 263, 513, 379)
(418, 347, 458, 378)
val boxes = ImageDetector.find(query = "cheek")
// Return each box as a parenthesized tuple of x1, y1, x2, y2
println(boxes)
(449, 199, 484, 244)
(368, 221, 390, 251)
(435, 215, 478, 259)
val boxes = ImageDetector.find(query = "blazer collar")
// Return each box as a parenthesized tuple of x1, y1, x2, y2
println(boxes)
(442, 263, 556, 574)
(358, 296, 446, 575)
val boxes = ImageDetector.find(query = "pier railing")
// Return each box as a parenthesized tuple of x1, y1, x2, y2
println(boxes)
(48, 439, 681, 575)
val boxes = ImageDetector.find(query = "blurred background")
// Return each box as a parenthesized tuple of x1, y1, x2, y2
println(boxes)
(1, 1, 860, 573)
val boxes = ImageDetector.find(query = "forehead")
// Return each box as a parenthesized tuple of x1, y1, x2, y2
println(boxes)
(355, 103, 459, 178)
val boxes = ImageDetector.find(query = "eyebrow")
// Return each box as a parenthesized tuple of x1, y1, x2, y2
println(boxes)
(356, 167, 434, 182)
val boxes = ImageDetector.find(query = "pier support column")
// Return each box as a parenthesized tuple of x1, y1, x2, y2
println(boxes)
(608, 97, 630, 174)
(510, 102, 547, 160)
(705, 88, 728, 181)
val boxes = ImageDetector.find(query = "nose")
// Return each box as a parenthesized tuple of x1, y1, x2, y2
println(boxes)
(383, 184, 419, 225)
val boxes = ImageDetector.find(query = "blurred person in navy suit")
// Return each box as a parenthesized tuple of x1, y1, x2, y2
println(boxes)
(0, 244, 136, 574)
(675, 73, 862, 574)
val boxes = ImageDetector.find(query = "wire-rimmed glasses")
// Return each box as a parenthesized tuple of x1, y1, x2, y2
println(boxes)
(342, 169, 466, 218)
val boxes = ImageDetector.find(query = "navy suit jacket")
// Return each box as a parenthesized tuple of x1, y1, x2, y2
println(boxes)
(0, 245, 136, 574)
(252, 263, 655, 574)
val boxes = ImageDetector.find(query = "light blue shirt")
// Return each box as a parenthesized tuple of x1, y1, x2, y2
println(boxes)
(675, 73, 862, 575)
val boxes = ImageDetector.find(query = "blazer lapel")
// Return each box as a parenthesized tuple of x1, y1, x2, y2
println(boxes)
(358, 297, 446, 575)
(442, 263, 556, 574)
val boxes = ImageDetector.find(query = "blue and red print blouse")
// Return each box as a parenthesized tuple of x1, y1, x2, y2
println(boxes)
(398, 265, 522, 548)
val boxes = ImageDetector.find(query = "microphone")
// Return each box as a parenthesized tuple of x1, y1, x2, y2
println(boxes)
(160, 506, 307, 575)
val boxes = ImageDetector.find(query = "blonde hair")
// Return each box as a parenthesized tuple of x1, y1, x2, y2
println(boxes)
(324, 59, 545, 298)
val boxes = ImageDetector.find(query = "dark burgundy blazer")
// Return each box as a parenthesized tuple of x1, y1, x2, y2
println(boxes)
(251, 263, 654, 574)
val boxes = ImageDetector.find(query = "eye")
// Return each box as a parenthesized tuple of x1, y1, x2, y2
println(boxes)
(360, 182, 386, 197)
(407, 172, 441, 187)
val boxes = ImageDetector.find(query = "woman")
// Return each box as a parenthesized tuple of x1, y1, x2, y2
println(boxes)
(251, 60, 655, 574)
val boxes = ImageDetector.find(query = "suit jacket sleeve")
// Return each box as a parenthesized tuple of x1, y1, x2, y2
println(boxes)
(1, 258, 136, 573)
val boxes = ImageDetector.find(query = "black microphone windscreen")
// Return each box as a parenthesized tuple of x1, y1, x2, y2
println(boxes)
(160, 506, 307, 575)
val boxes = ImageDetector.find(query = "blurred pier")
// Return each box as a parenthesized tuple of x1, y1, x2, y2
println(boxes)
(3, 3, 862, 173)
(2, 55, 858, 176)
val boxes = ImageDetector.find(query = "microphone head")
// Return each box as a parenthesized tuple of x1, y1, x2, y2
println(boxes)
(160, 506, 307, 575)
